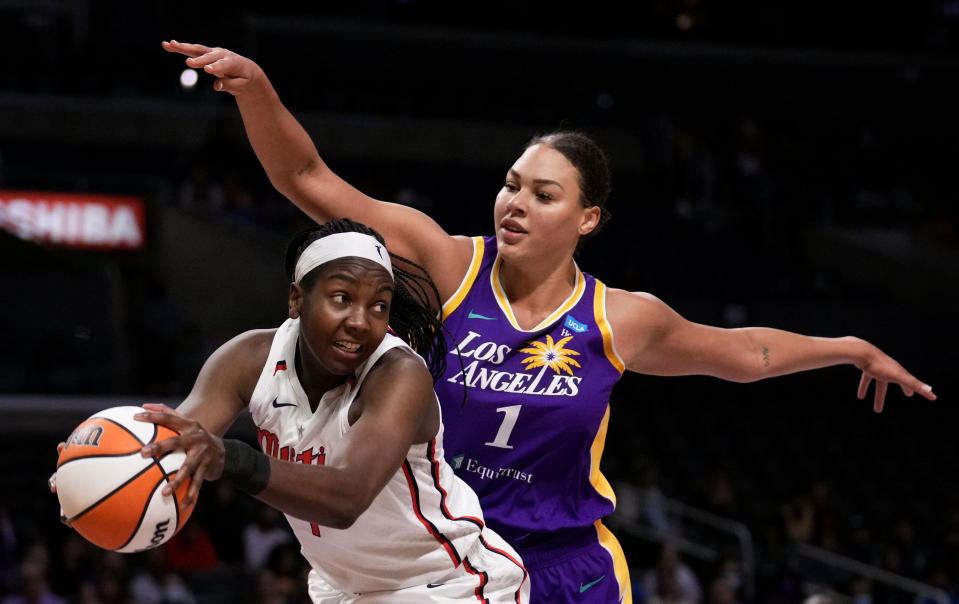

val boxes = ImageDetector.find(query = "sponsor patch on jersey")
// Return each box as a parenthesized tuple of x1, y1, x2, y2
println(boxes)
(564, 314, 588, 333)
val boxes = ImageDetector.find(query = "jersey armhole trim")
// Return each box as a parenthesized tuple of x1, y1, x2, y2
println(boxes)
(594, 281, 625, 374)
(441, 236, 485, 320)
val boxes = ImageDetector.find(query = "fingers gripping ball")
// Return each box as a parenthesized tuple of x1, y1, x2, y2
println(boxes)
(55, 406, 196, 553)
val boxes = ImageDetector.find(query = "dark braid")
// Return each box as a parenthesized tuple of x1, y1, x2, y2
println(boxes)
(285, 219, 448, 382)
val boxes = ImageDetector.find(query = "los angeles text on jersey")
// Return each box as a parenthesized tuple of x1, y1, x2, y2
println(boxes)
(446, 331, 582, 396)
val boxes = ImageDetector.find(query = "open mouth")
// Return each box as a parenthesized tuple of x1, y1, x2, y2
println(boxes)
(333, 340, 361, 354)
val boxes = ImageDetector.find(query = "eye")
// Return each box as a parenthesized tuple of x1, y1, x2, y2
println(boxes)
(536, 191, 553, 201)
(503, 181, 518, 192)
(373, 301, 389, 313)
(331, 293, 349, 304)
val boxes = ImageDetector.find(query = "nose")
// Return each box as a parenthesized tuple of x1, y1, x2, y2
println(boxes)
(505, 191, 527, 215)
(344, 305, 369, 333)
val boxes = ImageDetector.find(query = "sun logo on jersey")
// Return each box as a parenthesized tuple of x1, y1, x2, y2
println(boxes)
(520, 334, 581, 375)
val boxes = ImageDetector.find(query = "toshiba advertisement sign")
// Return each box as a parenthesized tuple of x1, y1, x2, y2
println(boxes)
(0, 191, 145, 250)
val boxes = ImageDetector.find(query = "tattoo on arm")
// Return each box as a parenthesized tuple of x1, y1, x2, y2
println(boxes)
(762, 346, 771, 367)
(296, 159, 317, 177)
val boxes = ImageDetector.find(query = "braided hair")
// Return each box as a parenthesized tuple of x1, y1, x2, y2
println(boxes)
(284, 218, 448, 382)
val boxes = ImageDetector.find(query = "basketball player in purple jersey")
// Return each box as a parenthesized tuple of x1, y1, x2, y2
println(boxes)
(163, 40, 937, 603)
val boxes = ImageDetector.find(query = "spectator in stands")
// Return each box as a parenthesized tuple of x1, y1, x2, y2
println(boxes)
(642, 542, 703, 604)
(48, 533, 93, 600)
(176, 163, 225, 217)
(75, 550, 130, 604)
(706, 574, 740, 604)
(263, 542, 309, 604)
(199, 480, 251, 566)
(128, 548, 197, 604)
(1, 559, 65, 604)
(242, 506, 293, 571)
(0, 507, 19, 594)
(245, 567, 298, 604)
(163, 521, 219, 574)
(781, 492, 815, 544)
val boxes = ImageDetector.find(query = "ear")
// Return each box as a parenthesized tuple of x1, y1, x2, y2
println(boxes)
(579, 205, 601, 236)
(289, 282, 303, 319)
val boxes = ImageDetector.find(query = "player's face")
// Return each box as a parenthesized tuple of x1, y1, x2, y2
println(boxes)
(290, 258, 393, 384)
(493, 144, 600, 263)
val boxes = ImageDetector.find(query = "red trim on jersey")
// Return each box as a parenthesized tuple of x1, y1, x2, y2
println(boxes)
(478, 534, 528, 604)
(463, 557, 490, 603)
(402, 460, 461, 566)
(426, 439, 484, 529)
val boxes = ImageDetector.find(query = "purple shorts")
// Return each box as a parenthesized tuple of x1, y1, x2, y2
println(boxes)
(515, 522, 633, 604)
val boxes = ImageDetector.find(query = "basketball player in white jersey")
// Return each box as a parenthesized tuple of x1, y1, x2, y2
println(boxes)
(58, 219, 529, 603)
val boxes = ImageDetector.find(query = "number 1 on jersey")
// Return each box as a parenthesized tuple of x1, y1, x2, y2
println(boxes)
(485, 405, 521, 449)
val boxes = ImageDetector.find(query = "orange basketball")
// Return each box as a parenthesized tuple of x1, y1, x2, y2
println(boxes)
(55, 405, 196, 553)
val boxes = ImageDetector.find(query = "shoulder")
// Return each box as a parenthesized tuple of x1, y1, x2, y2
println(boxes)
(360, 344, 434, 400)
(216, 328, 276, 362)
(605, 288, 675, 327)
(604, 289, 683, 364)
(353, 343, 437, 433)
(417, 234, 481, 303)
(180, 328, 278, 416)
(451, 235, 484, 265)
(203, 329, 277, 386)
(368, 345, 431, 383)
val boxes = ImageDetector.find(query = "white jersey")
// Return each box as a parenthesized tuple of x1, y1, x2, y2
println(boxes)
(248, 318, 527, 598)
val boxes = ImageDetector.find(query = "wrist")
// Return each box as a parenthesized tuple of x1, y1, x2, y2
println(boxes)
(234, 68, 276, 102)
(838, 335, 874, 368)
(221, 439, 271, 494)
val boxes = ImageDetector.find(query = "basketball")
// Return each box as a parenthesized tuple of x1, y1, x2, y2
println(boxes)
(55, 405, 196, 553)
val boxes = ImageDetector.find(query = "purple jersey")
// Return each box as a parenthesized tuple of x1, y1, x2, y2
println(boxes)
(435, 236, 625, 549)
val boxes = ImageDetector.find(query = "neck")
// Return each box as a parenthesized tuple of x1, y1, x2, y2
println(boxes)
(498, 257, 578, 329)
(294, 344, 349, 411)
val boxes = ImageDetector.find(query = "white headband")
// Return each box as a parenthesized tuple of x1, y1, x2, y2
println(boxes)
(294, 232, 393, 284)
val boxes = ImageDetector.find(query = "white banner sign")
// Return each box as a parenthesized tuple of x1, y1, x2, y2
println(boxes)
(0, 190, 146, 250)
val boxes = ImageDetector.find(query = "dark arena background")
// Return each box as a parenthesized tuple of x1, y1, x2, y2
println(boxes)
(1, 2, 957, 602)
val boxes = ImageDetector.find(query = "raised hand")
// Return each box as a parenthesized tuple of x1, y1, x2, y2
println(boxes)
(162, 40, 264, 95)
(855, 343, 936, 413)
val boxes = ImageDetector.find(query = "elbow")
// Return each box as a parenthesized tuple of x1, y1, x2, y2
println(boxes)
(730, 366, 776, 383)
(324, 487, 375, 530)
(267, 174, 301, 202)
(716, 364, 772, 383)
(325, 511, 357, 531)
(306, 502, 361, 531)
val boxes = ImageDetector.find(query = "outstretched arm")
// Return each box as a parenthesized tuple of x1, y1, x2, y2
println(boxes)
(162, 40, 472, 299)
(607, 289, 936, 412)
